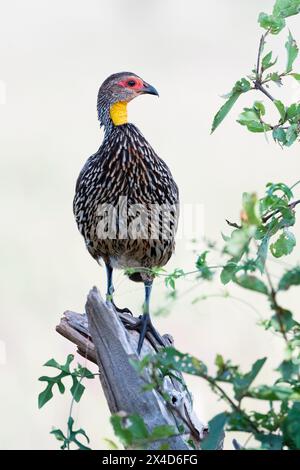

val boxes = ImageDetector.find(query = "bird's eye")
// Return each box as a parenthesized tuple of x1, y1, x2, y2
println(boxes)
(127, 80, 136, 87)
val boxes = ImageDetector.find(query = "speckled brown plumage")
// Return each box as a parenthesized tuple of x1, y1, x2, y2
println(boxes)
(74, 122, 179, 275)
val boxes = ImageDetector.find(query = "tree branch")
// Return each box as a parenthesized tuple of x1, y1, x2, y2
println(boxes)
(56, 287, 213, 450)
(256, 32, 268, 80)
(254, 31, 276, 104)
(254, 81, 275, 103)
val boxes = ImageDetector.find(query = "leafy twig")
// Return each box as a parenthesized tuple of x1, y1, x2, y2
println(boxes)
(262, 199, 300, 223)
(226, 219, 242, 229)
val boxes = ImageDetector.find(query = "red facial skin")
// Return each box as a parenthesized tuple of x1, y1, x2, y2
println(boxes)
(117, 77, 144, 91)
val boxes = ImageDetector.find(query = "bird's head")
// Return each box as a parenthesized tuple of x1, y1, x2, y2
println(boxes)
(97, 72, 159, 130)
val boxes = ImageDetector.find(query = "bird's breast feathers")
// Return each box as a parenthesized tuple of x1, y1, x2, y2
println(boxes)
(73, 123, 179, 267)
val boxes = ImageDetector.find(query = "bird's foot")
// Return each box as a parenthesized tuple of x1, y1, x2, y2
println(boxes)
(126, 313, 165, 354)
(107, 298, 133, 316)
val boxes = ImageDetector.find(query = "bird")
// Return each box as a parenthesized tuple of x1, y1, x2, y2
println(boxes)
(73, 72, 179, 353)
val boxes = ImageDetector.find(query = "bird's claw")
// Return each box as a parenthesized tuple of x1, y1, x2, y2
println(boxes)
(126, 313, 165, 354)
(115, 306, 133, 315)
(109, 299, 133, 316)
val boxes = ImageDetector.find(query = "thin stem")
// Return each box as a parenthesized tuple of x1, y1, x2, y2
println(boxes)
(256, 32, 269, 79)
(66, 374, 85, 448)
(226, 219, 242, 229)
(254, 31, 277, 105)
(264, 262, 288, 343)
(125, 266, 224, 280)
(204, 375, 260, 435)
(290, 179, 300, 191)
(254, 81, 275, 102)
(262, 199, 300, 223)
(261, 71, 288, 85)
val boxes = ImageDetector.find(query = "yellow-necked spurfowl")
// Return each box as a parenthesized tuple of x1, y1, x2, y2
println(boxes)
(73, 72, 179, 353)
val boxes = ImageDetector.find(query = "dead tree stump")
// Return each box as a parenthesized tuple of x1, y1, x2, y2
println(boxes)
(56, 286, 211, 450)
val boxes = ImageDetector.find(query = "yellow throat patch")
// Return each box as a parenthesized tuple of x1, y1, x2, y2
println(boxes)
(110, 101, 128, 126)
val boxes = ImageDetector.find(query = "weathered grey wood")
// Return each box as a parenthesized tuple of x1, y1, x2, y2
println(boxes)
(56, 311, 96, 364)
(56, 286, 209, 450)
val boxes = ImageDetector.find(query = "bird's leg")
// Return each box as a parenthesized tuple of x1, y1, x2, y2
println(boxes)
(105, 263, 114, 302)
(105, 264, 132, 315)
(127, 281, 165, 354)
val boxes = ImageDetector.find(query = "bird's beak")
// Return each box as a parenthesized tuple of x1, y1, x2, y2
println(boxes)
(142, 82, 159, 97)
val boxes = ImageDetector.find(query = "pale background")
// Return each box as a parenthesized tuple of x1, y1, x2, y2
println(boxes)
(1, 0, 300, 449)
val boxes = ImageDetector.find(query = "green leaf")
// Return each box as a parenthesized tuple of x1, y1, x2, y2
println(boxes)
(127, 414, 149, 441)
(110, 414, 133, 447)
(51, 419, 91, 450)
(270, 230, 296, 257)
(164, 268, 185, 290)
(273, 124, 298, 147)
(215, 354, 226, 370)
(278, 266, 300, 290)
(233, 358, 267, 399)
(268, 71, 283, 85)
(255, 433, 283, 450)
(254, 101, 266, 116)
(50, 428, 65, 442)
(195, 251, 214, 280)
(224, 227, 253, 259)
(103, 438, 119, 450)
(266, 182, 293, 200)
(44, 354, 74, 373)
(285, 124, 298, 146)
(44, 358, 62, 369)
(202, 413, 227, 450)
(274, 100, 286, 122)
(215, 356, 239, 383)
(278, 360, 300, 380)
(150, 425, 175, 440)
(71, 376, 85, 403)
(135, 347, 208, 378)
(38, 383, 54, 409)
(220, 262, 238, 285)
(38, 374, 66, 409)
(110, 413, 172, 448)
(242, 192, 261, 225)
(258, 13, 286, 34)
(212, 92, 242, 133)
(273, 127, 287, 144)
(249, 384, 300, 401)
(166, 277, 175, 289)
(75, 365, 95, 379)
(237, 108, 267, 133)
(211, 79, 251, 133)
(38, 355, 91, 409)
(244, 121, 266, 133)
(270, 309, 296, 333)
(67, 417, 91, 450)
(282, 402, 300, 449)
(273, 0, 300, 18)
(290, 72, 300, 82)
(262, 51, 277, 72)
(287, 103, 300, 120)
(286, 31, 299, 73)
(233, 274, 269, 295)
(256, 236, 270, 273)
